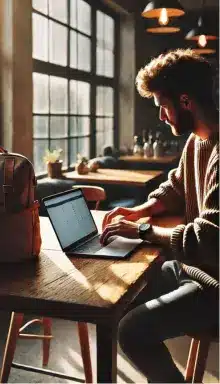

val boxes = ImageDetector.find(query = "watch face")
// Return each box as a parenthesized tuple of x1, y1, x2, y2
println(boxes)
(140, 223, 151, 232)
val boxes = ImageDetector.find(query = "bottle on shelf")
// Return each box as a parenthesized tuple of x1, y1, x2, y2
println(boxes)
(153, 131, 164, 158)
(143, 130, 154, 158)
(133, 135, 143, 157)
(142, 129, 147, 145)
(170, 140, 179, 155)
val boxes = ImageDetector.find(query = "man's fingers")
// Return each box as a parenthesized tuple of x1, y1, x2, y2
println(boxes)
(100, 229, 118, 245)
(102, 207, 131, 229)
(100, 223, 119, 242)
(136, 217, 152, 224)
(126, 213, 139, 221)
(112, 215, 124, 224)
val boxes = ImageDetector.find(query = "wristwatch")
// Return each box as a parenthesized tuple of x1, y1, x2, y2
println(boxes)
(138, 223, 152, 240)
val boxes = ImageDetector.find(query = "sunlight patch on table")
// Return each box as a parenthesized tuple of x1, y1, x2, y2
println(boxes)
(94, 282, 125, 303)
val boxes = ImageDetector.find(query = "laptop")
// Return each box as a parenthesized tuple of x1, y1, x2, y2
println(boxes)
(42, 188, 143, 259)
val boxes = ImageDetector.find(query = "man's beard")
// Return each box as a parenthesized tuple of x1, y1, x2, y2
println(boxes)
(169, 108, 195, 136)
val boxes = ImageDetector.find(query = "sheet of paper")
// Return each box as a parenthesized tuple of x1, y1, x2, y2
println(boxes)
(95, 237, 143, 257)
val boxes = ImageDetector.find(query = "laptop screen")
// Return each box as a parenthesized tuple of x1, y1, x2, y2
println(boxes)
(43, 189, 97, 250)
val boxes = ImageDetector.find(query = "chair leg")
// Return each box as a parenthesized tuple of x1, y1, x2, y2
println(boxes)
(42, 317, 52, 366)
(77, 322, 93, 383)
(0, 312, 24, 383)
(185, 338, 200, 382)
(193, 339, 211, 383)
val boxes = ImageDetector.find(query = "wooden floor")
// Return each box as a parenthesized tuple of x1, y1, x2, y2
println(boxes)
(0, 311, 218, 383)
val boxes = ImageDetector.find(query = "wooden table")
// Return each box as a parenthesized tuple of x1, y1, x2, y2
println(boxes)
(118, 154, 180, 171)
(64, 168, 163, 187)
(0, 212, 182, 383)
(119, 155, 179, 164)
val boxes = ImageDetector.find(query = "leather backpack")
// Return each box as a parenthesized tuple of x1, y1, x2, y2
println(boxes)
(0, 146, 41, 262)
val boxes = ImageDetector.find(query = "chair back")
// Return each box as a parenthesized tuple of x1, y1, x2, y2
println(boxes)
(72, 185, 106, 210)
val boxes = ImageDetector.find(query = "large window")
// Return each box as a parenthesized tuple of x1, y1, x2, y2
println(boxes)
(32, 0, 118, 174)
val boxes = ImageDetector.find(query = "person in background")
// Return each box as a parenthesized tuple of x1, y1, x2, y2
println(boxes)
(101, 49, 219, 383)
(89, 145, 118, 169)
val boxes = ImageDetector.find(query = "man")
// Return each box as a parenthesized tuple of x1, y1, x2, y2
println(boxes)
(100, 49, 219, 383)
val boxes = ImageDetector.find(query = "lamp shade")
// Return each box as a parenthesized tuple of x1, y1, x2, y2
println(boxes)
(192, 48, 216, 55)
(185, 17, 218, 41)
(142, 0, 185, 18)
(146, 26, 180, 33)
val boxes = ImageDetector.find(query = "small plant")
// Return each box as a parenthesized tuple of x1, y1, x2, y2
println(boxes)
(43, 148, 63, 164)
(77, 153, 88, 164)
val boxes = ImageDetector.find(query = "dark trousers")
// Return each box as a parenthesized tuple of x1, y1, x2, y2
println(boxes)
(118, 260, 218, 383)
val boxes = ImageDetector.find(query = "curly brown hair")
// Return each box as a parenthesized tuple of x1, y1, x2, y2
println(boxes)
(136, 49, 215, 106)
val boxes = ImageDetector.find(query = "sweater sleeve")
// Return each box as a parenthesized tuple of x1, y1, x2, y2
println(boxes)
(148, 149, 185, 215)
(170, 154, 219, 270)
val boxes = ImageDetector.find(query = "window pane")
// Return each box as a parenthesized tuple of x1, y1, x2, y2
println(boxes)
(70, 117, 77, 136)
(77, 0, 91, 35)
(77, 81, 90, 114)
(96, 118, 104, 156)
(70, 80, 90, 115)
(70, 139, 77, 165)
(33, 139, 49, 174)
(96, 47, 104, 76)
(78, 137, 89, 159)
(32, 13, 48, 61)
(70, 80, 77, 114)
(96, 118, 113, 156)
(33, 116, 48, 138)
(50, 76, 68, 113)
(96, 86, 104, 116)
(105, 15, 114, 51)
(97, 86, 113, 116)
(96, 131, 103, 156)
(70, 30, 77, 68)
(96, 117, 104, 133)
(33, 73, 49, 113)
(104, 118, 114, 147)
(105, 87, 114, 116)
(49, 0, 67, 23)
(97, 11, 104, 44)
(70, 117, 90, 136)
(50, 139, 68, 167)
(33, 0, 48, 14)
(105, 50, 114, 78)
(50, 117, 68, 137)
(80, 117, 90, 135)
(78, 34, 91, 72)
(49, 21, 67, 66)
(70, 0, 77, 29)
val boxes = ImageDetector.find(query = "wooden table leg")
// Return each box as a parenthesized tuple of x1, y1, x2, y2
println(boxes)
(96, 323, 117, 383)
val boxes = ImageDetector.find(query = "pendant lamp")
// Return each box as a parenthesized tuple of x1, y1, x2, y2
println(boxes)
(192, 48, 216, 55)
(185, 0, 218, 47)
(142, 0, 185, 34)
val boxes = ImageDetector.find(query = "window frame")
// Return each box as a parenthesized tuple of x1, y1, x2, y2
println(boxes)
(32, 0, 119, 174)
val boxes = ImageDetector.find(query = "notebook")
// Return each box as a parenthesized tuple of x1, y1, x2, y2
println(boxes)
(42, 188, 142, 259)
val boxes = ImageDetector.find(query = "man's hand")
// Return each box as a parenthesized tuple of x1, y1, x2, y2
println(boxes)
(100, 219, 139, 245)
(136, 217, 152, 224)
(102, 207, 145, 230)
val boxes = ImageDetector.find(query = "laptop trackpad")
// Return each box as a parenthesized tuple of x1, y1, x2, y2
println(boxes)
(95, 237, 143, 257)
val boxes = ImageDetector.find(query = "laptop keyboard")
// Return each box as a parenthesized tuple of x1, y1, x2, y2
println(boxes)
(75, 235, 103, 254)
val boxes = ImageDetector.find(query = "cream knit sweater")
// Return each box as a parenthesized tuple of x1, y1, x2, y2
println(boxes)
(149, 133, 219, 287)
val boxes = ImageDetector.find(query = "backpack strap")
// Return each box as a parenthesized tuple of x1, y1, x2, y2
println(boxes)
(0, 146, 8, 154)
(3, 157, 15, 211)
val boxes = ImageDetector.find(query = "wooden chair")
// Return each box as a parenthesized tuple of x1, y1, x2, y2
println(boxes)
(0, 186, 106, 383)
(73, 185, 106, 210)
(185, 330, 218, 383)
